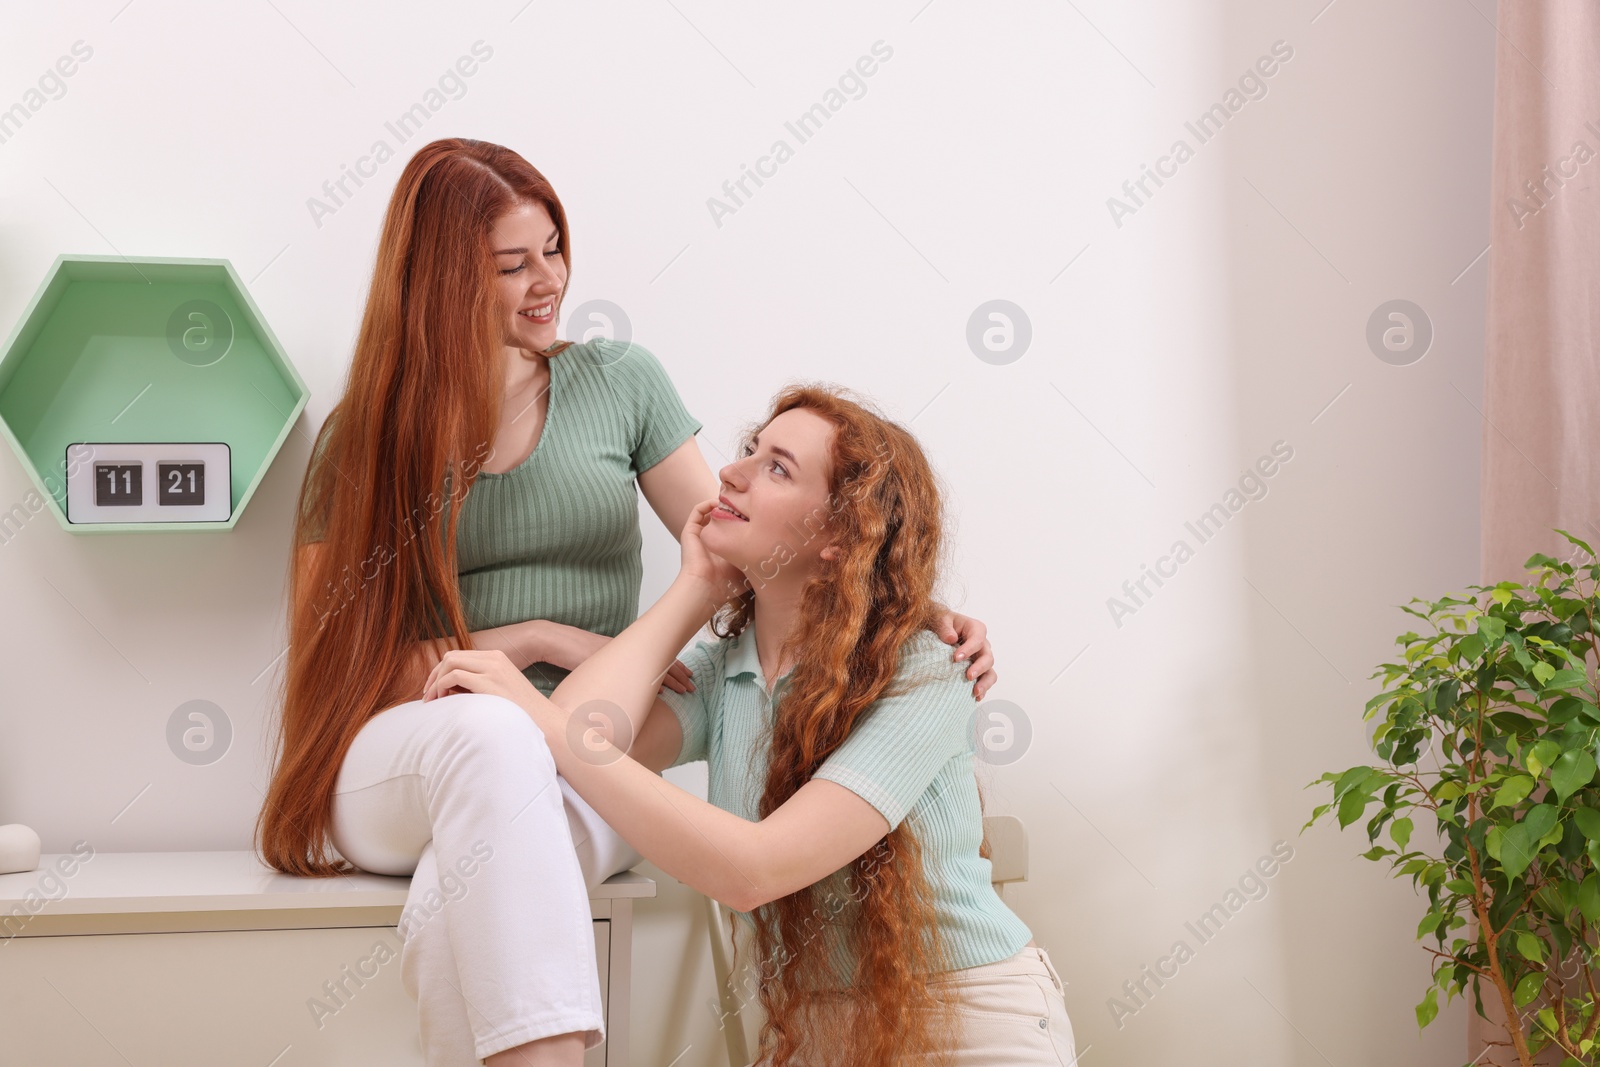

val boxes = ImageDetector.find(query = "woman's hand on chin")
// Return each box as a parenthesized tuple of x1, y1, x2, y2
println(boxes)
(679, 499, 749, 603)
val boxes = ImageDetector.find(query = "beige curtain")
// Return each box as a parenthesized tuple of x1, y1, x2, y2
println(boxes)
(1471, 3, 1600, 1062)
(1479, 2, 1600, 583)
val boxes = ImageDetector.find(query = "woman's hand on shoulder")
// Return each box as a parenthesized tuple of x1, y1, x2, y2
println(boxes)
(932, 605, 997, 701)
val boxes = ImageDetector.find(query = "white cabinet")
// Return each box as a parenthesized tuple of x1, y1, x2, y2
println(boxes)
(0, 851, 654, 1066)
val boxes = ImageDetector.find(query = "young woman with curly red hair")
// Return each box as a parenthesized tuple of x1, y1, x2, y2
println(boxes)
(425, 385, 1077, 1066)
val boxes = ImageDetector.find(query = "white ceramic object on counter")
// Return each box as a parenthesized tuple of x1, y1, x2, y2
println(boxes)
(0, 824, 42, 875)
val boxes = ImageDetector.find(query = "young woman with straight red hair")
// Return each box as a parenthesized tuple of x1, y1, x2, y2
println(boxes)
(256, 138, 999, 1066)
(425, 385, 1077, 1066)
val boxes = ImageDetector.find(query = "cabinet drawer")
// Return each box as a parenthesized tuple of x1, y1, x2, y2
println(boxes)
(0, 919, 616, 1066)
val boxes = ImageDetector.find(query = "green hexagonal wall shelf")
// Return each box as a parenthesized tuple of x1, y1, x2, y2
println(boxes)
(0, 254, 309, 532)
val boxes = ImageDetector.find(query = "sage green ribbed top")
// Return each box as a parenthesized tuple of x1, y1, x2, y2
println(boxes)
(305, 337, 702, 695)
(455, 337, 701, 694)
(660, 622, 1035, 982)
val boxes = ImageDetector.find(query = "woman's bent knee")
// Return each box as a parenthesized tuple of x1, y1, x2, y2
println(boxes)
(428, 693, 555, 768)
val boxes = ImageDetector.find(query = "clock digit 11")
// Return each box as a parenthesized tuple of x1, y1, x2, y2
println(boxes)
(94, 462, 144, 507)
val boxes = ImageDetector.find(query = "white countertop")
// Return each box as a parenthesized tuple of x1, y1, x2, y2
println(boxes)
(0, 850, 655, 917)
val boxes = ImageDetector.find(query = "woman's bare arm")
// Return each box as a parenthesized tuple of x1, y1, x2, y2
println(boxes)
(536, 687, 890, 913)
(532, 573, 892, 912)
(637, 436, 718, 544)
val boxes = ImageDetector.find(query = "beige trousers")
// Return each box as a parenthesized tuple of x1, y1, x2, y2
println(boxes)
(750, 944, 1079, 1066)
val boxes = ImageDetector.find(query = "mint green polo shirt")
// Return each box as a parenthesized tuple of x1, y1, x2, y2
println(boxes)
(659, 622, 1035, 980)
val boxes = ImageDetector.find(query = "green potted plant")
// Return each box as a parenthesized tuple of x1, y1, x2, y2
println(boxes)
(1306, 529, 1600, 1066)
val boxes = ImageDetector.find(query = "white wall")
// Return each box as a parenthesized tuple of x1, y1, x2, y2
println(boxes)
(0, 1, 1493, 1064)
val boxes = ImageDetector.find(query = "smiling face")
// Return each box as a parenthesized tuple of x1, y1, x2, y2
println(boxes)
(490, 200, 568, 353)
(705, 407, 841, 582)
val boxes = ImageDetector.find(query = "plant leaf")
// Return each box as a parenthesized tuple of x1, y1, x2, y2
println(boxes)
(1554, 749, 1598, 801)
(1579, 874, 1600, 922)
(1555, 527, 1596, 556)
(1549, 668, 1591, 689)
(1573, 807, 1600, 841)
(1333, 765, 1374, 796)
(1524, 803, 1560, 840)
(1336, 789, 1369, 829)
(1416, 986, 1439, 1027)
(1528, 740, 1561, 778)
(1500, 825, 1536, 879)
(1492, 775, 1537, 809)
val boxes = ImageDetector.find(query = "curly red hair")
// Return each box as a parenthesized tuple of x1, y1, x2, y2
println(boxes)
(714, 384, 974, 1067)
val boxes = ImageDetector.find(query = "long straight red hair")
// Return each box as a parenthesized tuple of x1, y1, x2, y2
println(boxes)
(256, 139, 573, 876)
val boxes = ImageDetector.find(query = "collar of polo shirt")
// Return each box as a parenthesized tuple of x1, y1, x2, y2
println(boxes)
(724, 620, 794, 693)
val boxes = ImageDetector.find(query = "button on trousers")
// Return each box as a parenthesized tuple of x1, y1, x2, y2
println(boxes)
(329, 693, 643, 1065)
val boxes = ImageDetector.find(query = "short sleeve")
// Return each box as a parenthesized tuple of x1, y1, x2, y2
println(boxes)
(592, 339, 703, 473)
(656, 637, 725, 768)
(812, 632, 976, 831)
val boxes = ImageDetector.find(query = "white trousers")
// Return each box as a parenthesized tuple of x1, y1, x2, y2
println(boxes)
(329, 693, 644, 1065)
